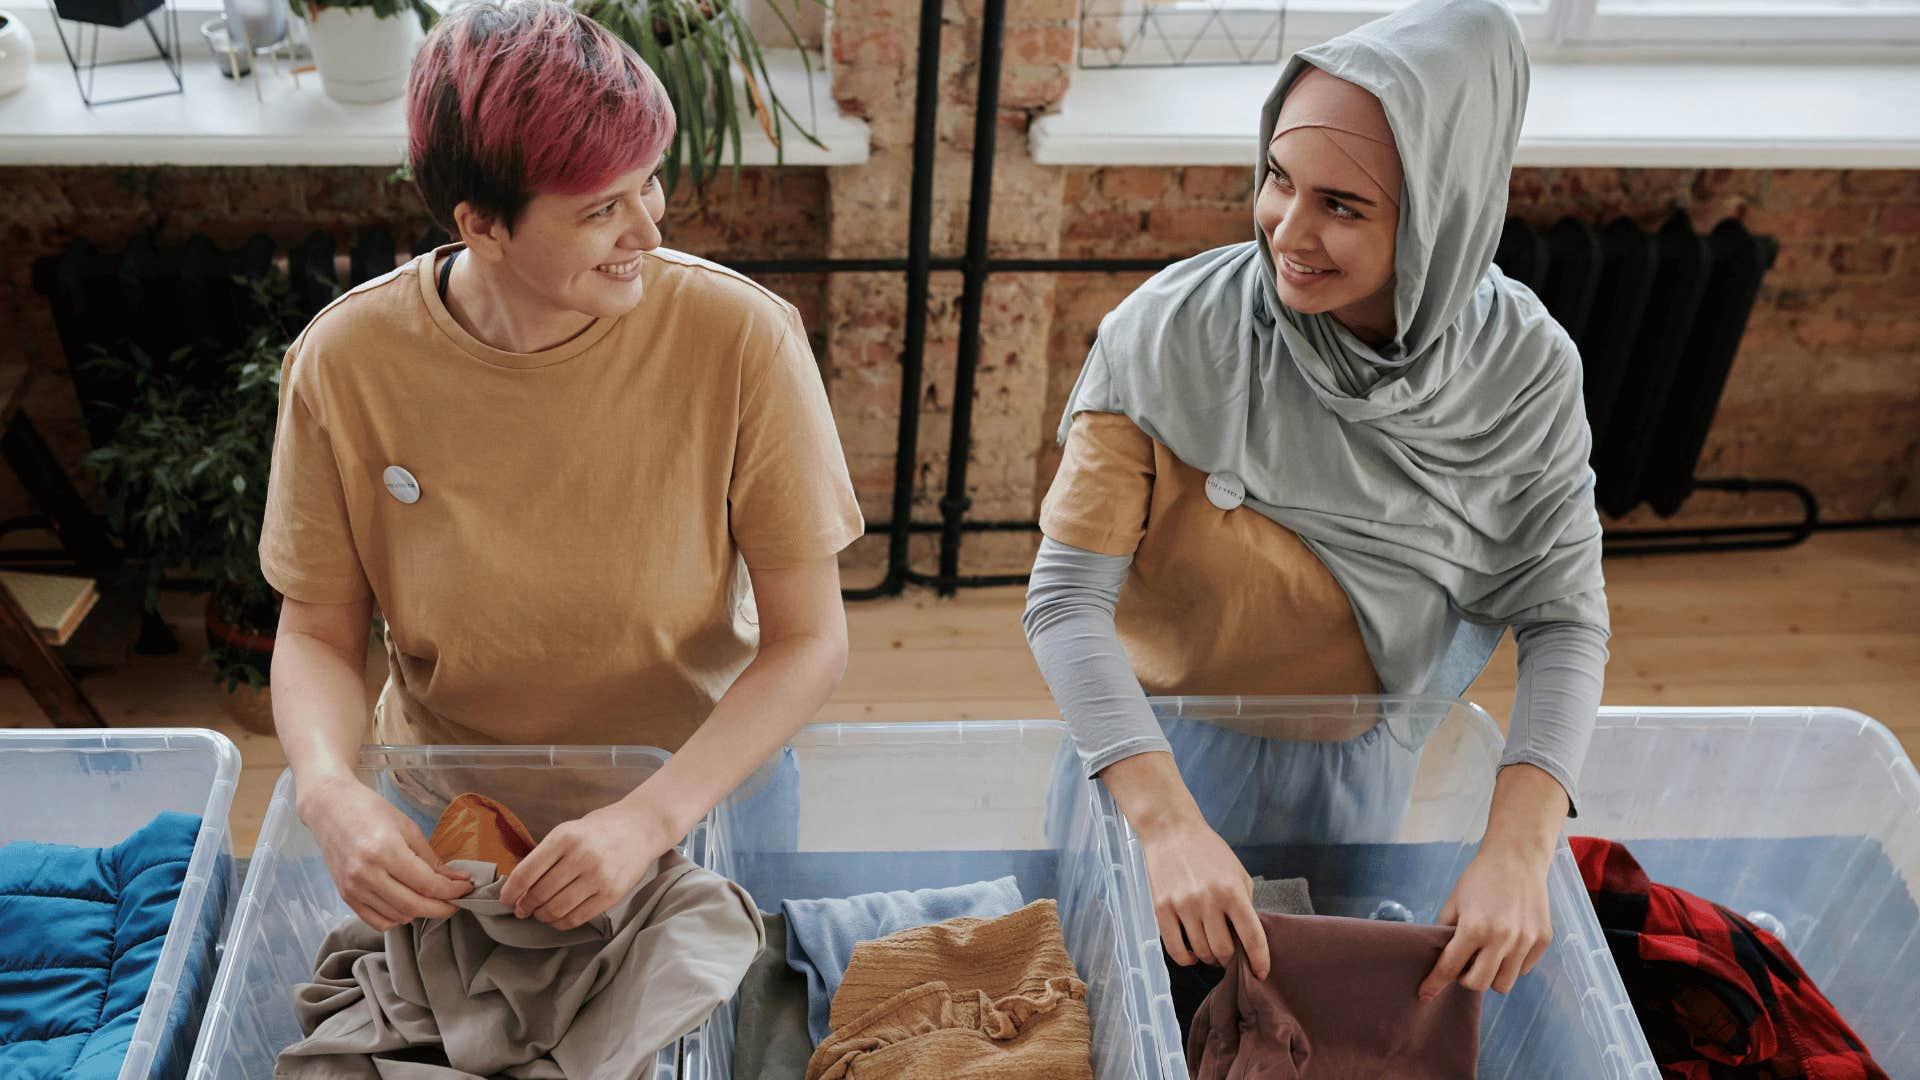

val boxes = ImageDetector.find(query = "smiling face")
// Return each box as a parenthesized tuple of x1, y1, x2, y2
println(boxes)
(458, 156, 668, 320)
(1255, 127, 1400, 339)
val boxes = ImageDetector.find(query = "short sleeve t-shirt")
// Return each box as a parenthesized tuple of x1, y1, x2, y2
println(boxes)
(1040, 411, 1378, 699)
(259, 245, 864, 749)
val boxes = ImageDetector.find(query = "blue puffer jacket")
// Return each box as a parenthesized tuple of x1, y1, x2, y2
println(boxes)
(0, 811, 204, 1080)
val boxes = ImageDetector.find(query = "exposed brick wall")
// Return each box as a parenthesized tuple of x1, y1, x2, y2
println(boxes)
(4, 133, 1917, 585)
(1044, 165, 1920, 548)
(0, 164, 830, 525)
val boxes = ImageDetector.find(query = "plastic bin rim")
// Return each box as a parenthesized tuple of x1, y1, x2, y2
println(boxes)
(355, 743, 675, 768)
(0, 726, 241, 762)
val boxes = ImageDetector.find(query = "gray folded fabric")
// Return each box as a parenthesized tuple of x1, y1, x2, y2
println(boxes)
(1250, 876, 1313, 916)
(274, 849, 763, 1079)
(734, 913, 814, 1080)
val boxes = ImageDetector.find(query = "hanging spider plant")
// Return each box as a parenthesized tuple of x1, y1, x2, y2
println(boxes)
(573, 0, 828, 200)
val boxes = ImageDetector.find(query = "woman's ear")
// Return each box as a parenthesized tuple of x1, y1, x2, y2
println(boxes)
(452, 201, 508, 262)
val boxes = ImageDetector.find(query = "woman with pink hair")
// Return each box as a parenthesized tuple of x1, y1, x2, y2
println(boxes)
(260, 0, 861, 934)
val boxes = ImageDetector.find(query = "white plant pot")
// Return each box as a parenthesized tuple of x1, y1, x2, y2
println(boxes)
(303, 4, 416, 105)
(0, 10, 36, 99)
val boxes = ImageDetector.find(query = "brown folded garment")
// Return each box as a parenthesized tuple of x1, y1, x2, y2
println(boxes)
(428, 792, 536, 877)
(806, 898, 1094, 1080)
(1187, 912, 1480, 1079)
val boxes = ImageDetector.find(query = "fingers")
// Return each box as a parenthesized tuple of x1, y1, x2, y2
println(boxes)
(1156, 896, 1197, 967)
(1419, 926, 1475, 1000)
(1224, 886, 1271, 979)
(389, 832, 471, 903)
(500, 835, 567, 910)
(370, 869, 458, 923)
(1519, 933, 1551, 977)
(1197, 904, 1236, 969)
(1492, 941, 1531, 995)
(350, 897, 405, 933)
(514, 860, 582, 920)
(1456, 930, 1511, 992)
(535, 878, 603, 931)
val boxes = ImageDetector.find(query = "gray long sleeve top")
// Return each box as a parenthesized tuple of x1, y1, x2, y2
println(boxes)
(1022, 537, 1607, 812)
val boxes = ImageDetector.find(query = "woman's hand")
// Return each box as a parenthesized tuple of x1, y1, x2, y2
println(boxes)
(1103, 751, 1271, 978)
(500, 792, 677, 931)
(1418, 834, 1553, 998)
(1138, 809, 1272, 978)
(1419, 763, 1567, 998)
(297, 774, 471, 932)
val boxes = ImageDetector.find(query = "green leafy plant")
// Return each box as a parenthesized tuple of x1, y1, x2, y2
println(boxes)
(81, 270, 318, 692)
(574, 0, 827, 199)
(286, 0, 437, 34)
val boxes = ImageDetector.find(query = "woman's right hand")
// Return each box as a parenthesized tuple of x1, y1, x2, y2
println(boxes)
(296, 774, 472, 931)
(1103, 751, 1271, 978)
(1137, 809, 1272, 977)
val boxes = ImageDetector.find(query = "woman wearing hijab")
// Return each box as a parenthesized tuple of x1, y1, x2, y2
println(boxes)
(1025, 0, 1608, 998)
(262, 0, 861, 935)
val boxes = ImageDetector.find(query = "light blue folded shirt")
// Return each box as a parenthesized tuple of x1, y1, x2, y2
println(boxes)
(782, 875, 1025, 1045)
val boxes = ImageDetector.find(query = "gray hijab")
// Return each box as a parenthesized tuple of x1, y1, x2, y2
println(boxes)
(1058, 0, 1608, 697)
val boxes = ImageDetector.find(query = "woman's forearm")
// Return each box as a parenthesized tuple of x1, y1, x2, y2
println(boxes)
(272, 613, 376, 821)
(625, 631, 845, 840)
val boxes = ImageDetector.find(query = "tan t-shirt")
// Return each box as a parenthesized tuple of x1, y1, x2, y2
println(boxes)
(259, 245, 864, 750)
(1039, 411, 1379, 700)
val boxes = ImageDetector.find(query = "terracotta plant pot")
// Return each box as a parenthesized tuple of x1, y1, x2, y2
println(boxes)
(205, 592, 277, 736)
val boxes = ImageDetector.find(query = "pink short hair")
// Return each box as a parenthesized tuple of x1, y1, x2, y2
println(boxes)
(406, 0, 674, 233)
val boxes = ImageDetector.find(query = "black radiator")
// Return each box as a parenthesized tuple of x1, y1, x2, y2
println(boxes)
(31, 227, 448, 445)
(1493, 211, 1778, 519)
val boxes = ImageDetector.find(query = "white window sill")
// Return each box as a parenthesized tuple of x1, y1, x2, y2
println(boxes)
(0, 40, 869, 168)
(1032, 58, 1920, 169)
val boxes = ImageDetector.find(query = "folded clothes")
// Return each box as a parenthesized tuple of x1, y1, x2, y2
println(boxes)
(0, 812, 205, 1080)
(735, 912, 815, 1080)
(1571, 836, 1889, 1080)
(807, 899, 1093, 1080)
(1187, 912, 1479, 1079)
(784, 875, 1024, 1045)
(276, 793, 763, 1080)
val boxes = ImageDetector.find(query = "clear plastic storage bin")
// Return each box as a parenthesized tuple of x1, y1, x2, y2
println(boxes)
(1577, 707, 1920, 1075)
(186, 744, 686, 1080)
(1114, 696, 1659, 1080)
(0, 727, 241, 1080)
(681, 720, 1169, 1080)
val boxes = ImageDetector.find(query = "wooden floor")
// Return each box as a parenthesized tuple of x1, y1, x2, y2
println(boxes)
(5, 530, 1916, 854)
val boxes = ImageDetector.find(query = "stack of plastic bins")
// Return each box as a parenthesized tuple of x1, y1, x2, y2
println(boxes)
(0, 728, 241, 1080)
(1103, 695, 1658, 1080)
(1576, 707, 1920, 1075)
(186, 744, 687, 1080)
(680, 720, 1167, 1080)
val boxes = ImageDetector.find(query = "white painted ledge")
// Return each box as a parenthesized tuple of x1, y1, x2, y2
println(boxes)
(0, 44, 868, 167)
(1032, 59, 1920, 169)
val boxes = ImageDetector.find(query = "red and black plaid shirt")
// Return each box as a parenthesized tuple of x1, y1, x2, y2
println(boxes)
(1569, 837, 1888, 1080)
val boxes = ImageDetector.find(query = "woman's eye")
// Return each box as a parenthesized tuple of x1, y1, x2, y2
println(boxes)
(1327, 198, 1358, 219)
(590, 202, 617, 219)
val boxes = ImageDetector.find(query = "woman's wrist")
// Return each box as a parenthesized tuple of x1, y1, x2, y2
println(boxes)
(1100, 750, 1205, 839)
(1481, 763, 1568, 863)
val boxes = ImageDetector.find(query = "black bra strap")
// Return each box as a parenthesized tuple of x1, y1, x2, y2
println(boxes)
(438, 248, 459, 303)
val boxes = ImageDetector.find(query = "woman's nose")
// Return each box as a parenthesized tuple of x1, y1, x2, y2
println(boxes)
(1271, 199, 1316, 255)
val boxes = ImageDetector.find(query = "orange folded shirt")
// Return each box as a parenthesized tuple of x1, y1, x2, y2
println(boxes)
(428, 792, 538, 876)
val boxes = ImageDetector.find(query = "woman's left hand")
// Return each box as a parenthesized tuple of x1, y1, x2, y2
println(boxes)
(1417, 834, 1555, 999)
(500, 794, 678, 930)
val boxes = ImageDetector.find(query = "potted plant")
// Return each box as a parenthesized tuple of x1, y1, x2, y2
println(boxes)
(573, 0, 826, 199)
(81, 270, 308, 733)
(286, 0, 435, 104)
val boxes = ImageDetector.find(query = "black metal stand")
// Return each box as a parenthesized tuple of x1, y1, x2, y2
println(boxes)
(49, 0, 185, 108)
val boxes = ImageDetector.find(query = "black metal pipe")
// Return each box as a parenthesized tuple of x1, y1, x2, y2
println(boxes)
(724, 255, 1185, 277)
(843, 0, 949, 604)
(936, 0, 1008, 596)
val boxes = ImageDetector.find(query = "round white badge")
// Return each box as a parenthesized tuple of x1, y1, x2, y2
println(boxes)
(1205, 471, 1246, 511)
(383, 465, 422, 505)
